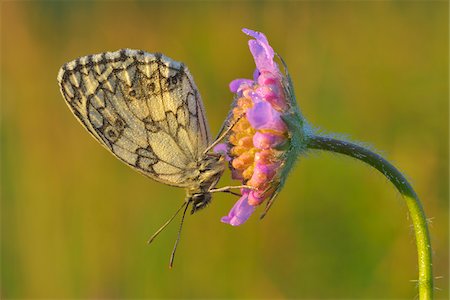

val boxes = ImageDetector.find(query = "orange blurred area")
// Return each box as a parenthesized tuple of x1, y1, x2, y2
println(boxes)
(1, 1, 448, 299)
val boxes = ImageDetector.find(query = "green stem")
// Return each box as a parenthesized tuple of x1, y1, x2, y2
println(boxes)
(306, 135, 433, 299)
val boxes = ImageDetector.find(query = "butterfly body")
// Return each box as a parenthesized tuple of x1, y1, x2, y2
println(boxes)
(58, 49, 225, 211)
(186, 153, 226, 213)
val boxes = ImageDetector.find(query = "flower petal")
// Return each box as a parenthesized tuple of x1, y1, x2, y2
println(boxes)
(253, 132, 285, 149)
(229, 79, 253, 93)
(242, 28, 276, 73)
(244, 89, 263, 104)
(243, 28, 270, 47)
(248, 190, 266, 206)
(253, 68, 260, 81)
(254, 149, 274, 164)
(256, 71, 287, 111)
(246, 101, 287, 132)
(221, 190, 256, 226)
(248, 162, 277, 189)
(213, 143, 231, 161)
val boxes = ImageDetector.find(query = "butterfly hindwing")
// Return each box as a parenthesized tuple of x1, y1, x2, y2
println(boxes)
(58, 49, 211, 187)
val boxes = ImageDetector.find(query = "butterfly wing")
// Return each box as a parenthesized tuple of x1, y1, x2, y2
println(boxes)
(57, 49, 211, 187)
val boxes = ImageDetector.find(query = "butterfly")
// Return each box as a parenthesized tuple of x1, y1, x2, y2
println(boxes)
(57, 49, 246, 266)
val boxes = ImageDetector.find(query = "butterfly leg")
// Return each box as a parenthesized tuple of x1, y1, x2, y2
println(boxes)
(203, 113, 245, 155)
(209, 185, 255, 194)
(220, 190, 242, 197)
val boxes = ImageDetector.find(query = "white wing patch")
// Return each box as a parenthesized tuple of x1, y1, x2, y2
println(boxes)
(58, 49, 212, 187)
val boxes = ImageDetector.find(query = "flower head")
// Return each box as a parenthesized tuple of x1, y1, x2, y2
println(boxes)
(219, 28, 305, 226)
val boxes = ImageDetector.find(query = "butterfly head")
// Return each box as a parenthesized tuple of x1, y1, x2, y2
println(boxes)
(189, 192, 212, 214)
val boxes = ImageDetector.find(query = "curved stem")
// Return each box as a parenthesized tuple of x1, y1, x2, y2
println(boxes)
(306, 135, 433, 299)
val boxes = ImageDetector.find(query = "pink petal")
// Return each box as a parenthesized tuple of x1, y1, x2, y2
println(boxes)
(248, 162, 277, 189)
(229, 79, 254, 93)
(246, 101, 287, 132)
(243, 28, 270, 47)
(221, 190, 255, 226)
(248, 190, 266, 206)
(244, 89, 263, 104)
(253, 69, 260, 81)
(213, 143, 231, 161)
(254, 150, 273, 164)
(253, 132, 286, 150)
(242, 28, 276, 73)
(256, 72, 288, 111)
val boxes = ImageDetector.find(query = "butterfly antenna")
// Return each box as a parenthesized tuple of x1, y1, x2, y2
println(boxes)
(169, 200, 191, 268)
(147, 201, 188, 245)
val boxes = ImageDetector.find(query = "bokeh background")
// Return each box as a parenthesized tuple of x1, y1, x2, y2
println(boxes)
(1, 1, 448, 299)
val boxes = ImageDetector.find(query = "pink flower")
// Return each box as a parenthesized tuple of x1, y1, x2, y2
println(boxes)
(220, 28, 296, 226)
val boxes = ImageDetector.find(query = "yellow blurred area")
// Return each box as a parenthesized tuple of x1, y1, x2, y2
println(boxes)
(1, 1, 448, 299)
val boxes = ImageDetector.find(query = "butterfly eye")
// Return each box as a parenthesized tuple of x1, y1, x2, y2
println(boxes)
(191, 193, 211, 214)
(171, 77, 178, 85)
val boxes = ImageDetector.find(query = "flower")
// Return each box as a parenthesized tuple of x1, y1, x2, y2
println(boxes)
(219, 28, 305, 226)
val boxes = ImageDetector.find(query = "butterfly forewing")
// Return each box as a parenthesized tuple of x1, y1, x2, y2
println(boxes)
(58, 49, 211, 187)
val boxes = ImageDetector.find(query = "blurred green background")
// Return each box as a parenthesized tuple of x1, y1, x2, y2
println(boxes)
(1, 1, 448, 299)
